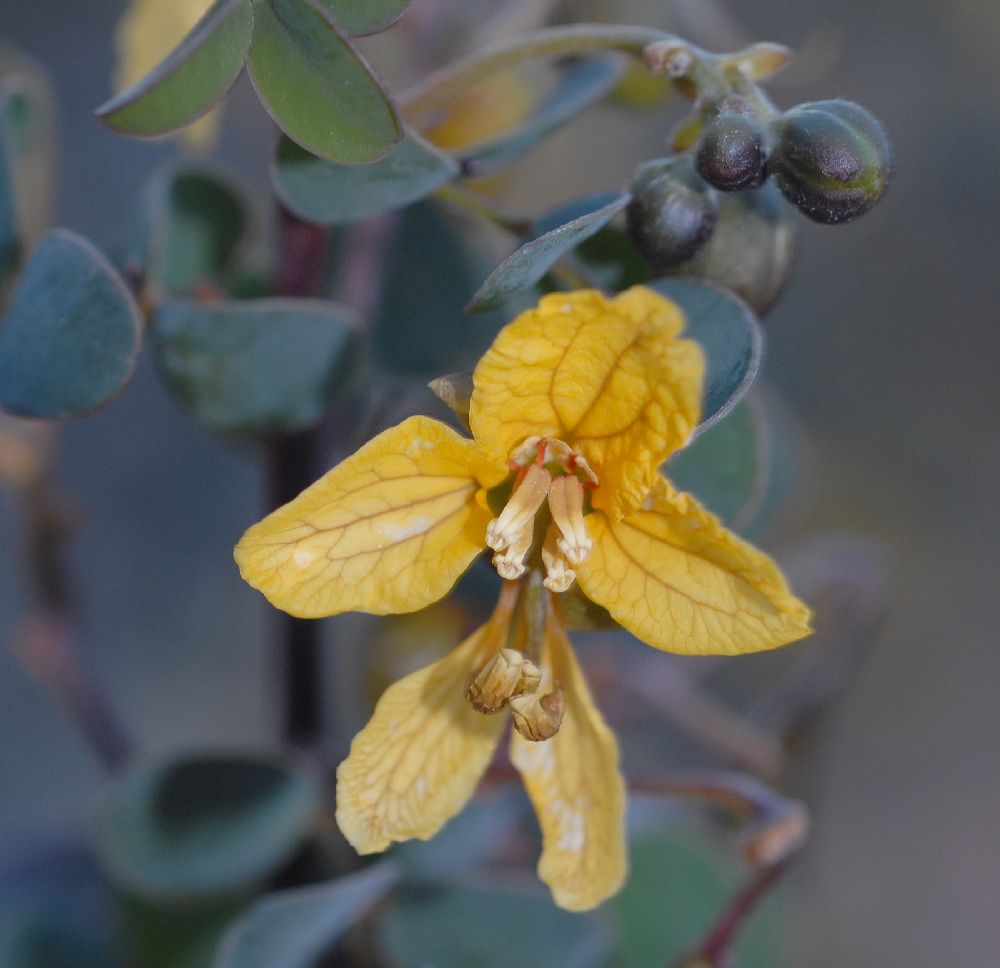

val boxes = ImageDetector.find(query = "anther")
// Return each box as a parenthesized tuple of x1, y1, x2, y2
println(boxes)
(547, 475, 592, 566)
(485, 464, 551, 553)
(541, 523, 576, 593)
(509, 688, 567, 742)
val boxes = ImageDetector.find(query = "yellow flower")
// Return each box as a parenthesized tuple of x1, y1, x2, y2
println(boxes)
(114, 0, 218, 149)
(235, 286, 812, 910)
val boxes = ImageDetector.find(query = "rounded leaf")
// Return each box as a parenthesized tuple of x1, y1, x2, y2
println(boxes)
(246, 0, 401, 164)
(96, 0, 253, 138)
(648, 278, 763, 434)
(314, 0, 408, 36)
(96, 752, 322, 901)
(0, 230, 142, 418)
(273, 130, 458, 225)
(153, 298, 360, 435)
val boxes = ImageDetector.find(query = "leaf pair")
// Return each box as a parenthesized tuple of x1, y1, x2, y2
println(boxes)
(96, 0, 405, 164)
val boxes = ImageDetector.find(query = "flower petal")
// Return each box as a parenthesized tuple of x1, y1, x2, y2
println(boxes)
(470, 287, 703, 518)
(235, 415, 505, 618)
(336, 624, 505, 853)
(577, 477, 812, 654)
(510, 615, 627, 911)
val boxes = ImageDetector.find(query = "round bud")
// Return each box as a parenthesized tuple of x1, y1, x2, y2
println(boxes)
(695, 112, 768, 191)
(663, 182, 795, 315)
(769, 99, 893, 224)
(626, 157, 720, 270)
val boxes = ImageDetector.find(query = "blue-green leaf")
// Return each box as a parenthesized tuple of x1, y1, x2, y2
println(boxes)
(381, 882, 611, 968)
(649, 278, 763, 433)
(455, 56, 625, 175)
(247, 0, 401, 164)
(215, 865, 399, 968)
(95, 0, 253, 138)
(273, 129, 458, 224)
(314, 0, 409, 36)
(467, 191, 630, 313)
(153, 299, 359, 435)
(139, 162, 257, 299)
(0, 230, 142, 418)
(96, 752, 322, 901)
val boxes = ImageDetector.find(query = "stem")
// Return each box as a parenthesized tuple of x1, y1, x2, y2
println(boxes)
(672, 859, 791, 968)
(270, 209, 331, 751)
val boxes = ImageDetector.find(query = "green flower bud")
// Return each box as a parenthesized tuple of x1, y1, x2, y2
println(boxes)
(626, 156, 720, 271)
(663, 182, 795, 315)
(695, 111, 768, 191)
(769, 99, 893, 224)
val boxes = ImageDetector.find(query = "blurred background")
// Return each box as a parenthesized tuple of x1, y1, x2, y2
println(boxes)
(1, 0, 997, 965)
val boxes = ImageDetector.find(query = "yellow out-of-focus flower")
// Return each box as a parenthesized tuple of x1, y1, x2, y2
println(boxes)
(114, 0, 217, 149)
(235, 286, 812, 910)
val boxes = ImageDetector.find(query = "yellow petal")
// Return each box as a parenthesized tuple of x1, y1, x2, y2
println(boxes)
(470, 287, 704, 518)
(577, 477, 812, 655)
(510, 615, 627, 911)
(235, 416, 505, 618)
(336, 624, 505, 853)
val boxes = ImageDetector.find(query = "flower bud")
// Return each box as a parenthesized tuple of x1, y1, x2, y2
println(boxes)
(509, 688, 566, 742)
(663, 182, 795, 315)
(768, 99, 892, 224)
(626, 157, 720, 271)
(467, 648, 542, 714)
(695, 112, 768, 192)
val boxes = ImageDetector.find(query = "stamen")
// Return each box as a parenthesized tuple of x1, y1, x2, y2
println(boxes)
(541, 523, 576, 593)
(547, 475, 592, 566)
(509, 687, 566, 742)
(492, 524, 534, 580)
(485, 464, 551, 553)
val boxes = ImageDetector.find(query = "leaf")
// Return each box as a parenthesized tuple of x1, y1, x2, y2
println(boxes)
(380, 882, 611, 968)
(466, 191, 630, 313)
(95, 0, 253, 138)
(0, 230, 142, 418)
(455, 56, 625, 175)
(139, 162, 257, 298)
(153, 298, 359, 435)
(246, 0, 401, 164)
(273, 129, 458, 225)
(0, 64, 56, 286)
(215, 865, 399, 968)
(648, 278, 764, 434)
(96, 752, 322, 902)
(667, 400, 764, 525)
(611, 834, 788, 968)
(374, 202, 499, 376)
(313, 0, 409, 36)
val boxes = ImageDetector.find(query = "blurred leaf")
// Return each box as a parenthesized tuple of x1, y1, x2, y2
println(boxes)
(0, 838, 118, 968)
(574, 225, 651, 290)
(215, 864, 399, 968)
(120, 894, 245, 968)
(427, 370, 473, 430)
(140, 162, 256, 298)
(374, 202, 498, 376)
(455, 57, 625, 175)
(667, 400, 763, 525)
(96, 752, 322, 902)
(0, 230, 142, 418)
(0, 63, 56, 286)
(467, 191, 630, 313)
(315, 0, 409, 36)
(274, 129, 458, 225)
(246, 0, 401, 164)
(648, 278, 763, 434)
(663, 183, 796, 316)
(95, 0, 252, 138)
(381, 882, 611, 968)
(153, 298, 359, 435)
(611, 834, 786, 968)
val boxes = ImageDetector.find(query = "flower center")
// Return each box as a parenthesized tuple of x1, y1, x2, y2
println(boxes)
(484, 437, 596, 591)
